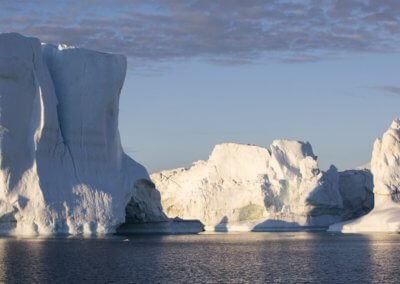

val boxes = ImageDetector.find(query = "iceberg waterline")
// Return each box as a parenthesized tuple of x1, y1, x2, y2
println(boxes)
(0, 33, 167, 235)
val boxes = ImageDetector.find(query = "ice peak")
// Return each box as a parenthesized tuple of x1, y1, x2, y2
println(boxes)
(211, 142, 265, 153)
(271, 139, 316, 160)
(57, 43, 76, 50)
(370, 118, 400, 197)
(390, 118, 400, 130)
(383, 119, 400, 142)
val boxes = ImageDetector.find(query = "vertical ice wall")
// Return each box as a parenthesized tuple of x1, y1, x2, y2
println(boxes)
(329, 119, 400, 232)
(370, 119, 400, 203)
(0, 33, 166, 235)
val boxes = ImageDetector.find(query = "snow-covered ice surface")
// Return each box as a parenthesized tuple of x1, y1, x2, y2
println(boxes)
(0, 33, 167, 235)
(151, 141, 373, 231)
(329, 119, 400, 232)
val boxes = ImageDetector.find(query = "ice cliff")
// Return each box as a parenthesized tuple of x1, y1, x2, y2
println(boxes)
(0, 33, 167, 235)
(329, 119, 400, 232)
(151, 141, 373, 231)
(0, 32, 384, 235)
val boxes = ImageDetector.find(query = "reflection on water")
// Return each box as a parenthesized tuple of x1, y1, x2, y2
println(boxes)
(0, 233, 399, 283)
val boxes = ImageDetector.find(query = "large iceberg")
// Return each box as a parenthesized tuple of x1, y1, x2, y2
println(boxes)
(329, 119, 400, 232)
(0, 33, 168, 235)
(151, 141, 373, 231)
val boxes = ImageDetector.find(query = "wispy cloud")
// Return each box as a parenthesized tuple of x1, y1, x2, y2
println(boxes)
(373, 86, 400, 96)
(1, 0, 400, 66)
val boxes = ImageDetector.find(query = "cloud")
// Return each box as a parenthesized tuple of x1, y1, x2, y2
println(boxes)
(1, 0, 400, 66)
(373, 86, 400, 96)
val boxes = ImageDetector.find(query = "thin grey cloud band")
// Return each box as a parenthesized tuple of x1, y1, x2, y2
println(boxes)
(1, 0, 400, 64)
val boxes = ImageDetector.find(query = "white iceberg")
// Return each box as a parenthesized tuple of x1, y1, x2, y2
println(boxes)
(0, 33, 168, 235)
(329, 119, 400, 232)
(151, 141, 373, 231)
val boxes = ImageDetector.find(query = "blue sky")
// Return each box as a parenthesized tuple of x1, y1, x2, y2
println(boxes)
(1, 0, 399, 172)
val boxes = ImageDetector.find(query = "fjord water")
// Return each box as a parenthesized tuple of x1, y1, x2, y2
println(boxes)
(0, 233, 399, 283)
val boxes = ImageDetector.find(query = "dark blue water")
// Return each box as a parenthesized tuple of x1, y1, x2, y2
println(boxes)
(0, 233, 399, 283)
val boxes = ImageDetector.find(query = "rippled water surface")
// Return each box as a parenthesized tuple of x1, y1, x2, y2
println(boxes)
(1, 232, 400, 283)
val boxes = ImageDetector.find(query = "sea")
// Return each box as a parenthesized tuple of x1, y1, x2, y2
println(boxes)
(0, 232, 399, 283)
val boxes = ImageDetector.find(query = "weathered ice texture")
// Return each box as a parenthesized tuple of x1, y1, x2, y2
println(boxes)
(152, 141, 372, 231)
(330, 119, 400, 232)
(0, 33, 167, 235)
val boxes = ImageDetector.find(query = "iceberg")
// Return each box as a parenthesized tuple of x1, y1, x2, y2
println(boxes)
(151, 141, 373, 231)
(329, 119, 400, 232)
(0, 33, 173, 235)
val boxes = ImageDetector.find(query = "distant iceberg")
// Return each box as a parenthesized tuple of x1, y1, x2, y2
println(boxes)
(329, 119, 400, 232)
(151, 141, 373, 231)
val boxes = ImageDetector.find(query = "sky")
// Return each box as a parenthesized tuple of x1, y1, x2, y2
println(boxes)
(1, 0, 399, 172)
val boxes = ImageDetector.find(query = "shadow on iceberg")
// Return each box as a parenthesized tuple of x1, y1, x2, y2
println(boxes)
(255, 147, 375, 232)
(258, 156, 341, 230)
(214, 216, 229, 232)
(117, 178, 204, 235)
